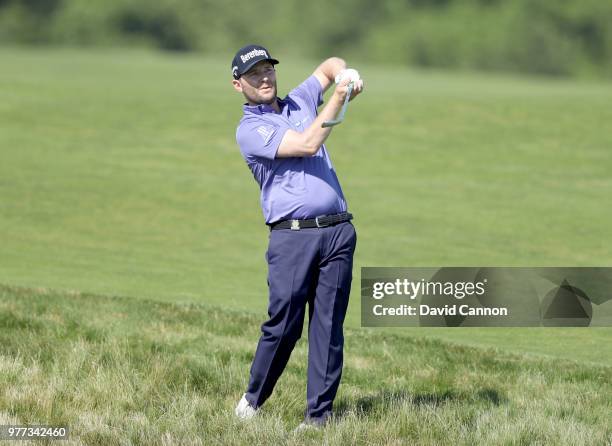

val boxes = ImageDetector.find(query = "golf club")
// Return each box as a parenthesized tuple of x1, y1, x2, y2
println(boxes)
(322, 81, 354, 128)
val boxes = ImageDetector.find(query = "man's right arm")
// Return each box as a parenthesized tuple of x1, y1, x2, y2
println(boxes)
(276, 79, 355, 158)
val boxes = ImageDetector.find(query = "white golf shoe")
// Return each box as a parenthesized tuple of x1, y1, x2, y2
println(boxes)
(294, 421, 320, 432)
(294, 418, 325, 433)
(235, 394, 257, 420)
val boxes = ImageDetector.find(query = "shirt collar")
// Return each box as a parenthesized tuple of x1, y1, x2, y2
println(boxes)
(243, 97, 288, 115)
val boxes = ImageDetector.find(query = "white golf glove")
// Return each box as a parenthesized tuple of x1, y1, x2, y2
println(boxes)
(335, 68, 360, 84)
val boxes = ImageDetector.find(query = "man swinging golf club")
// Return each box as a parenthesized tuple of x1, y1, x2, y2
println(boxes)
(230, 44, 364, 429)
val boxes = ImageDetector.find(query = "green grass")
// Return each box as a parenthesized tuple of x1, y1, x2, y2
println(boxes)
(0, 47, 611, 379)
(1, 47, 611, 301)
(0, 284, 610, 445)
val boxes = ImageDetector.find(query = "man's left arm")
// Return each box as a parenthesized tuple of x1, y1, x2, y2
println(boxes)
(313, 57, 347, 93)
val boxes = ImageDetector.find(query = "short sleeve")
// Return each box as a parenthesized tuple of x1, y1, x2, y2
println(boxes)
(289, 75, 324, 116)
(236, 118, 290, 161)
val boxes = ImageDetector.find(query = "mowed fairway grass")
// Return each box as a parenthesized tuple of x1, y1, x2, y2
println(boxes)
(0, 48, 611, 443)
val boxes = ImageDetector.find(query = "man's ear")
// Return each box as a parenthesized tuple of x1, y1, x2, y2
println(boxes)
(232, 79, 243, 93)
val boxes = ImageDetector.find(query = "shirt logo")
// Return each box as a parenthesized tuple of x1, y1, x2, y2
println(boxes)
(240, 49, 268, 63)
(256, 125, 275, 144)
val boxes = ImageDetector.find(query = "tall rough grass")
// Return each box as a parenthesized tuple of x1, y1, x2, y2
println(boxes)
(1, 285, 610, 445)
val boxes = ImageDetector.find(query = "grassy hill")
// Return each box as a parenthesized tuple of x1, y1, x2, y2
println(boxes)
(1, 285, 610, 444)
(1, 46, 611, 366)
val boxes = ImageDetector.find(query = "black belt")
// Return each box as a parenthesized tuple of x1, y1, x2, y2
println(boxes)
(269, 212, 353, 231)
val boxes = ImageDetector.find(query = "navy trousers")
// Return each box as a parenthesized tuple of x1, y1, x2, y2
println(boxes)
(244, 221, 357, 423)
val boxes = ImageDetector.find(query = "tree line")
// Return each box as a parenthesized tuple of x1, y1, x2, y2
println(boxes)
(1, 0, 610, 78)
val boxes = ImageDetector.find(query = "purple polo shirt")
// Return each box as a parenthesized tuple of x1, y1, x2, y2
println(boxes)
(236, 75, 348, 224)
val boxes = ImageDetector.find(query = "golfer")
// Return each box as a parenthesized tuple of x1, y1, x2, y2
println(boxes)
(231, 44, 363, 429)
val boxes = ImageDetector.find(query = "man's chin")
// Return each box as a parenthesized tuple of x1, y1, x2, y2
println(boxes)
(246, 89, 277, 106)
(259, 91, 277, 104)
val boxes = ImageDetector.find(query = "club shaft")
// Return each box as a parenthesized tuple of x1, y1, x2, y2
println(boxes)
(322, 82, 354, 127)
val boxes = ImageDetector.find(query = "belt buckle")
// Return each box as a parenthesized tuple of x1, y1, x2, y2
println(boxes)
(290, 220, 300, 230)
(315, 216, 329, 228)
